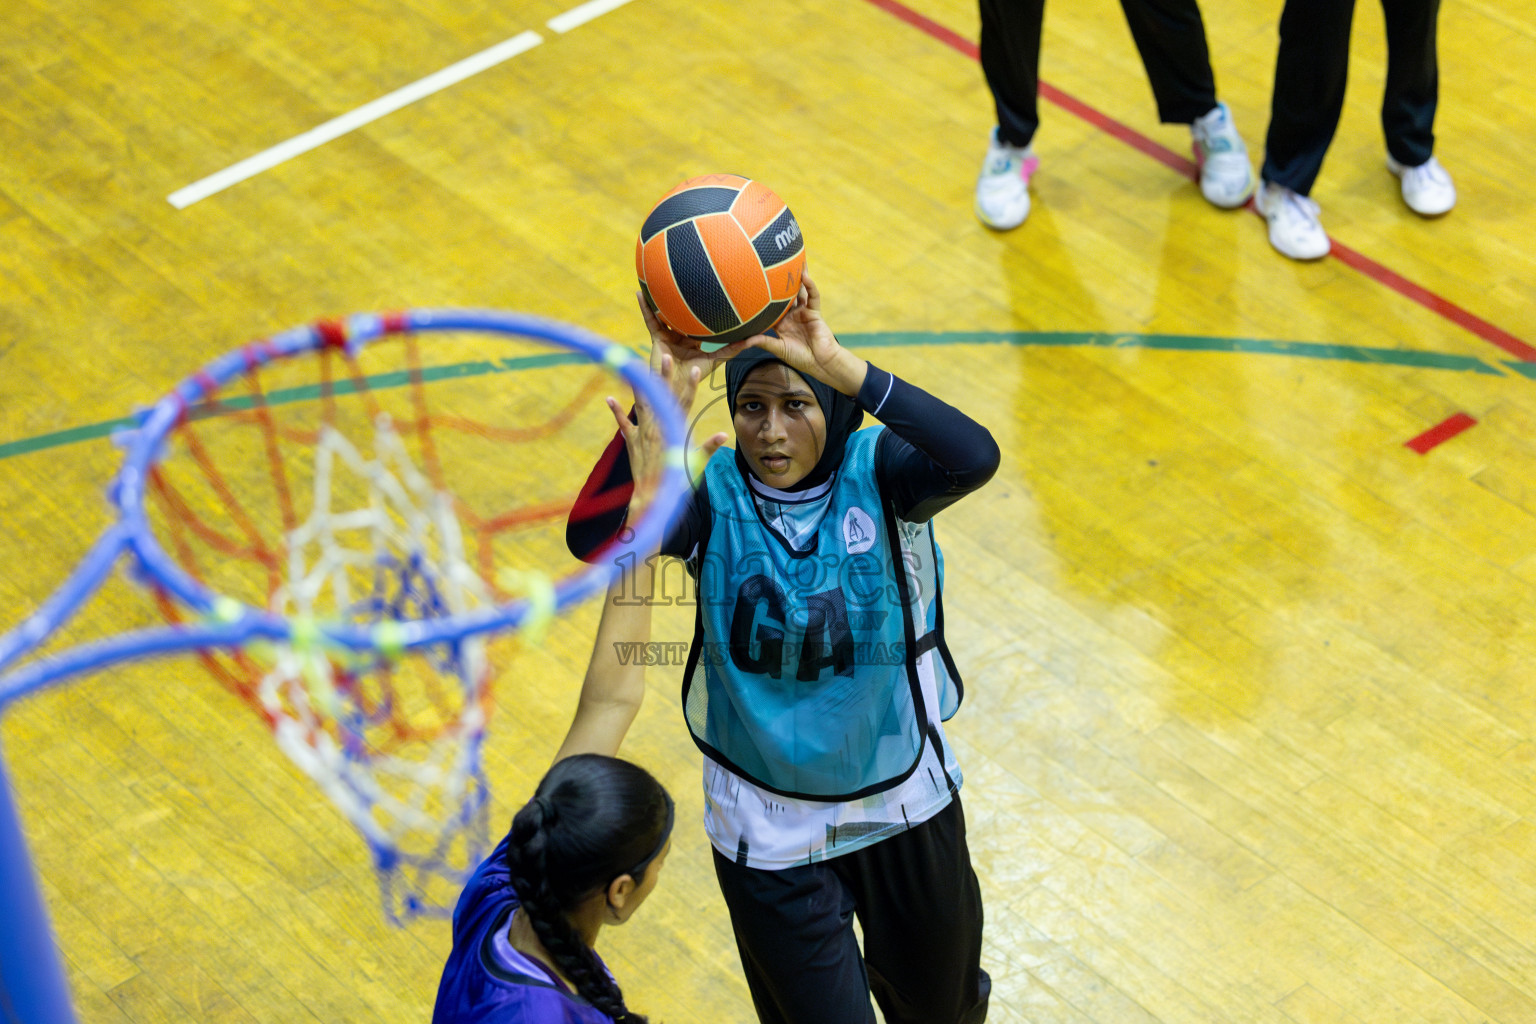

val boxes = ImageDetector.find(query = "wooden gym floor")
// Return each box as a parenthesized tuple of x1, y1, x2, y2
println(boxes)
(2, 0, 1535, 1020)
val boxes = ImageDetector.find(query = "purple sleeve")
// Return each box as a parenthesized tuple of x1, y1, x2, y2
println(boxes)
(451, 834, 515, 938)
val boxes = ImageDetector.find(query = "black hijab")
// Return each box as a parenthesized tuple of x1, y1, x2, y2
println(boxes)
(724, 347, 863, 493)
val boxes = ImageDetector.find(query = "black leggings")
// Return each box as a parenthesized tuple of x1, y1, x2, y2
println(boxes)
(980, 0, 1220, 147)
(712, 796, 988, 1024)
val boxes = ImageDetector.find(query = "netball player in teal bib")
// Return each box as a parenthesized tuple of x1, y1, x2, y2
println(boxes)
(568, 275, 1000, 1024)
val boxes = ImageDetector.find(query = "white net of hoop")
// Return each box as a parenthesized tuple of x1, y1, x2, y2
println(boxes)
(257, 416, 493, 916)
(139, 326, 624, 919)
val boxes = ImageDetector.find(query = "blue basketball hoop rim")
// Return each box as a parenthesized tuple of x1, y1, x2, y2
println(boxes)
(0, 307, 691, 708)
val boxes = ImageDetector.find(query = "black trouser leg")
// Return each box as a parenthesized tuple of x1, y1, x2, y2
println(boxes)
(839, 798, 988, 1024)
(1117, 0, 1219, 124)
(1380, 0, 1440, 166)
(712, 797, 987, 1024)
(1261, 0, 1358, 194)
(978, 0, 1048, 147)
(712, 849, 876, 1024)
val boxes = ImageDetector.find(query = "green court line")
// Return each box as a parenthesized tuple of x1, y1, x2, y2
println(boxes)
(0, 332, 1517, 462)
(185, 351, 587, 417)
(857, 331, 1506, 375)
(0, 352, 588, 461)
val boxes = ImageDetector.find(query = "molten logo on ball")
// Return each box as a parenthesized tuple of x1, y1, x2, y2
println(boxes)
(636, 174, 807, 352)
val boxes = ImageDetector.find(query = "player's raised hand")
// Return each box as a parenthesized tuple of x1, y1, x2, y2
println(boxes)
(745, 272, 867, 397)
(638, 293, 750, 405)
(607, 354, 727, 520)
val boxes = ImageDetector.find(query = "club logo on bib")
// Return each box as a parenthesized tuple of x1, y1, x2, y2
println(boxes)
(843, 507, 876, 554)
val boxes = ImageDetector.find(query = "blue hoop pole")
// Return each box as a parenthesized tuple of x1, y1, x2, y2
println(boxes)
(0, 744, 78, 1024)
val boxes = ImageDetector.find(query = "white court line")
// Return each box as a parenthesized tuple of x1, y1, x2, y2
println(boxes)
(168, 30, 543, 209)
(547, 0, 637, 34)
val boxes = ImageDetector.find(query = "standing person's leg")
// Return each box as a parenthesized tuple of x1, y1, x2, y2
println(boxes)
(1261, 0, 1356, 195)
(1380, 0, 1440, 165)
(712, 850, 878, 1024)
(834, 798, 989, 1024)
(1380, 0, 1455, 213)
(1117, 0, 1217, 123)
(979, 0, 1048, 147)
(1254, 0, 1356, 259)
(1124, 0, 1253, 208)
(1120, 0, 1254, 207)
(975, 0, 1047, 230)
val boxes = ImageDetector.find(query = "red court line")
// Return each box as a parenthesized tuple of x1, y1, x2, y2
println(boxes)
(1038, 82, 1196, 178)
(862, 0, 977, 57)
(1405, 412, 1477, 453)
(861, 0, 1535, 364)
(1326, 245, 1536, 361)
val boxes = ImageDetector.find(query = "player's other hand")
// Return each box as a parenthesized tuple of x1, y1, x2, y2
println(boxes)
(638, 293, 751, 406)
(744, 272, 867, 397)
(607, 354, 727, 521)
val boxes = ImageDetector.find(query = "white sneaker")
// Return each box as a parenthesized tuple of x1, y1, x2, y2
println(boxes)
(1254, 181, 1330, 260)
(975, 128, 1039, 230)
(1386, 154, 1456, 216)
(1190, 102, 1255, 208)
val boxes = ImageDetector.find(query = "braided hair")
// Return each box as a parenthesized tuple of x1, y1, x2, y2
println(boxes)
(504, 754, 672, 1023)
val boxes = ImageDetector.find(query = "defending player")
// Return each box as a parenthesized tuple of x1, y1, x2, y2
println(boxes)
(566, 275, 1000, 1024)
(434, 357, 724, 1023)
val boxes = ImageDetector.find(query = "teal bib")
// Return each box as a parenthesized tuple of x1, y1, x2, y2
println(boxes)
(683, 427, 961, 800)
